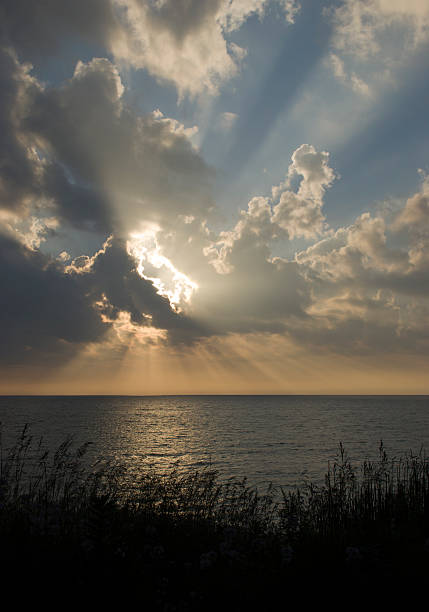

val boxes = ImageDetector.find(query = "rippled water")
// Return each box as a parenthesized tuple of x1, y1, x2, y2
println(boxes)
(1, 395, 429, 490)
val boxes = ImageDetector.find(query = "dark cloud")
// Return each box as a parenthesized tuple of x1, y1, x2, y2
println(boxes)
(0, 231, 205, 366)
(23, 57, 214, 232)
(0, 24, 214, 368)
(0, 232, 107, 365)
(0, 0, 118, 61)
(42, 163, 112, 233)
(0, 47, 214, 233)
(0, 47, 41, 213)
(77, 236, 202, 338)
(0, 48, 114, 232)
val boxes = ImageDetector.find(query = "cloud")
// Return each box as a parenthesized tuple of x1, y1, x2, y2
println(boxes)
(393, 174, 429, 234)
(0, 0, 300, 99)
(3, 97, 429, 367)
(286, 143, 337, 201)
(272, 191, 327, 239)
(0, 52, 215, 235)
(0, 51, 214, 357)
(291, 181, 429, 354)
(0, 231, 107, 365)
(331, 0, 429, 58)
(28, 59, 214, 229)
(0, 0, 119, 60)
(197, 144, 336, 334)
(0, 48, 42, 215)
(68, 236, 200, 338)
(296, 213, 407, 284)
(270, 144, 337, 238)
(2, 0, 429, 374)
(0, 44, 216, 362)
(219, 0, 300, 31)
(198, 143, 338, 333)
(111, 0, 237, 98)
(112, 0, 300, 97)
(328, 0, 429, 92)
(196, 156, 429, 355)
(0, 49, 114, 232)
(0, 230, 204, 367)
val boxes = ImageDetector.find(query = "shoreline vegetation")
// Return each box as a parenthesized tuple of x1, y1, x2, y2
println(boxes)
(1, 427, 429, 607)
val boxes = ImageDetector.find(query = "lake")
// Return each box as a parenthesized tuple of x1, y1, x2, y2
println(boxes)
(1, 395, 429, 490)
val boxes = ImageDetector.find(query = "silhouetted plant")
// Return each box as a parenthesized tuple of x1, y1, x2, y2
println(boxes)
(1, 425, 429, 608)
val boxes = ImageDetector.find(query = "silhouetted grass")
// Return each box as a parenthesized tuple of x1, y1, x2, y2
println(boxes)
(1, 427, 429, 608)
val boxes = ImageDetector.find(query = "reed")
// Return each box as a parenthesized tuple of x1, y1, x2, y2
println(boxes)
(281, 441, 429, 542)
(1, 426, 429, 607)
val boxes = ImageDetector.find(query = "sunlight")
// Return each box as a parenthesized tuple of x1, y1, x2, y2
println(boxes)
(100, 309, 167, 345)
(127, 227, 198, 312)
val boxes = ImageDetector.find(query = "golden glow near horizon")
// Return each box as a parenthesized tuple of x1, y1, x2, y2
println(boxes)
(2, 331, 429, 396)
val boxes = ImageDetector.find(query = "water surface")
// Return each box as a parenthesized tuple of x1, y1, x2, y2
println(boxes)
(1, 395, 428, 490)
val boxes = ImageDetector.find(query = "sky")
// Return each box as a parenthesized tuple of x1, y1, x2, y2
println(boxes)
(1, 0, 429, 395)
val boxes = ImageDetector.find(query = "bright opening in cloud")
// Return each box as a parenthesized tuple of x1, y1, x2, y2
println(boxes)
(127, 228, 198, 312)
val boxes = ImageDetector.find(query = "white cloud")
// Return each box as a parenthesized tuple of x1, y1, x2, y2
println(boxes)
(271, 144, 337, 239)
(206, 144, 336, 274)
(393, 174, 429, 234)
(329, 0, 429, 93)
(331, 0, 429, 58)
(286, 143, 337, 201)
(272, 191, 327, 239)
(194, 156, 429, 355)
(296, 212, 407, 281)
(112, 0, 238, 98)
(111, 0, 300, 97)
(290, 177, 429, 354)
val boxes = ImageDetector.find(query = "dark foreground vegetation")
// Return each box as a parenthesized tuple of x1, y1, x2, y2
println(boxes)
(1, 427, 429, 608)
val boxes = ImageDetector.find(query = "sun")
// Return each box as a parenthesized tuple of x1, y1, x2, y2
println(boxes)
(127, 227, 198, 312)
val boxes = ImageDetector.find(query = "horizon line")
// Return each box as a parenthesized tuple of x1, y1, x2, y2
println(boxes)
(1, 393, 429, 398)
